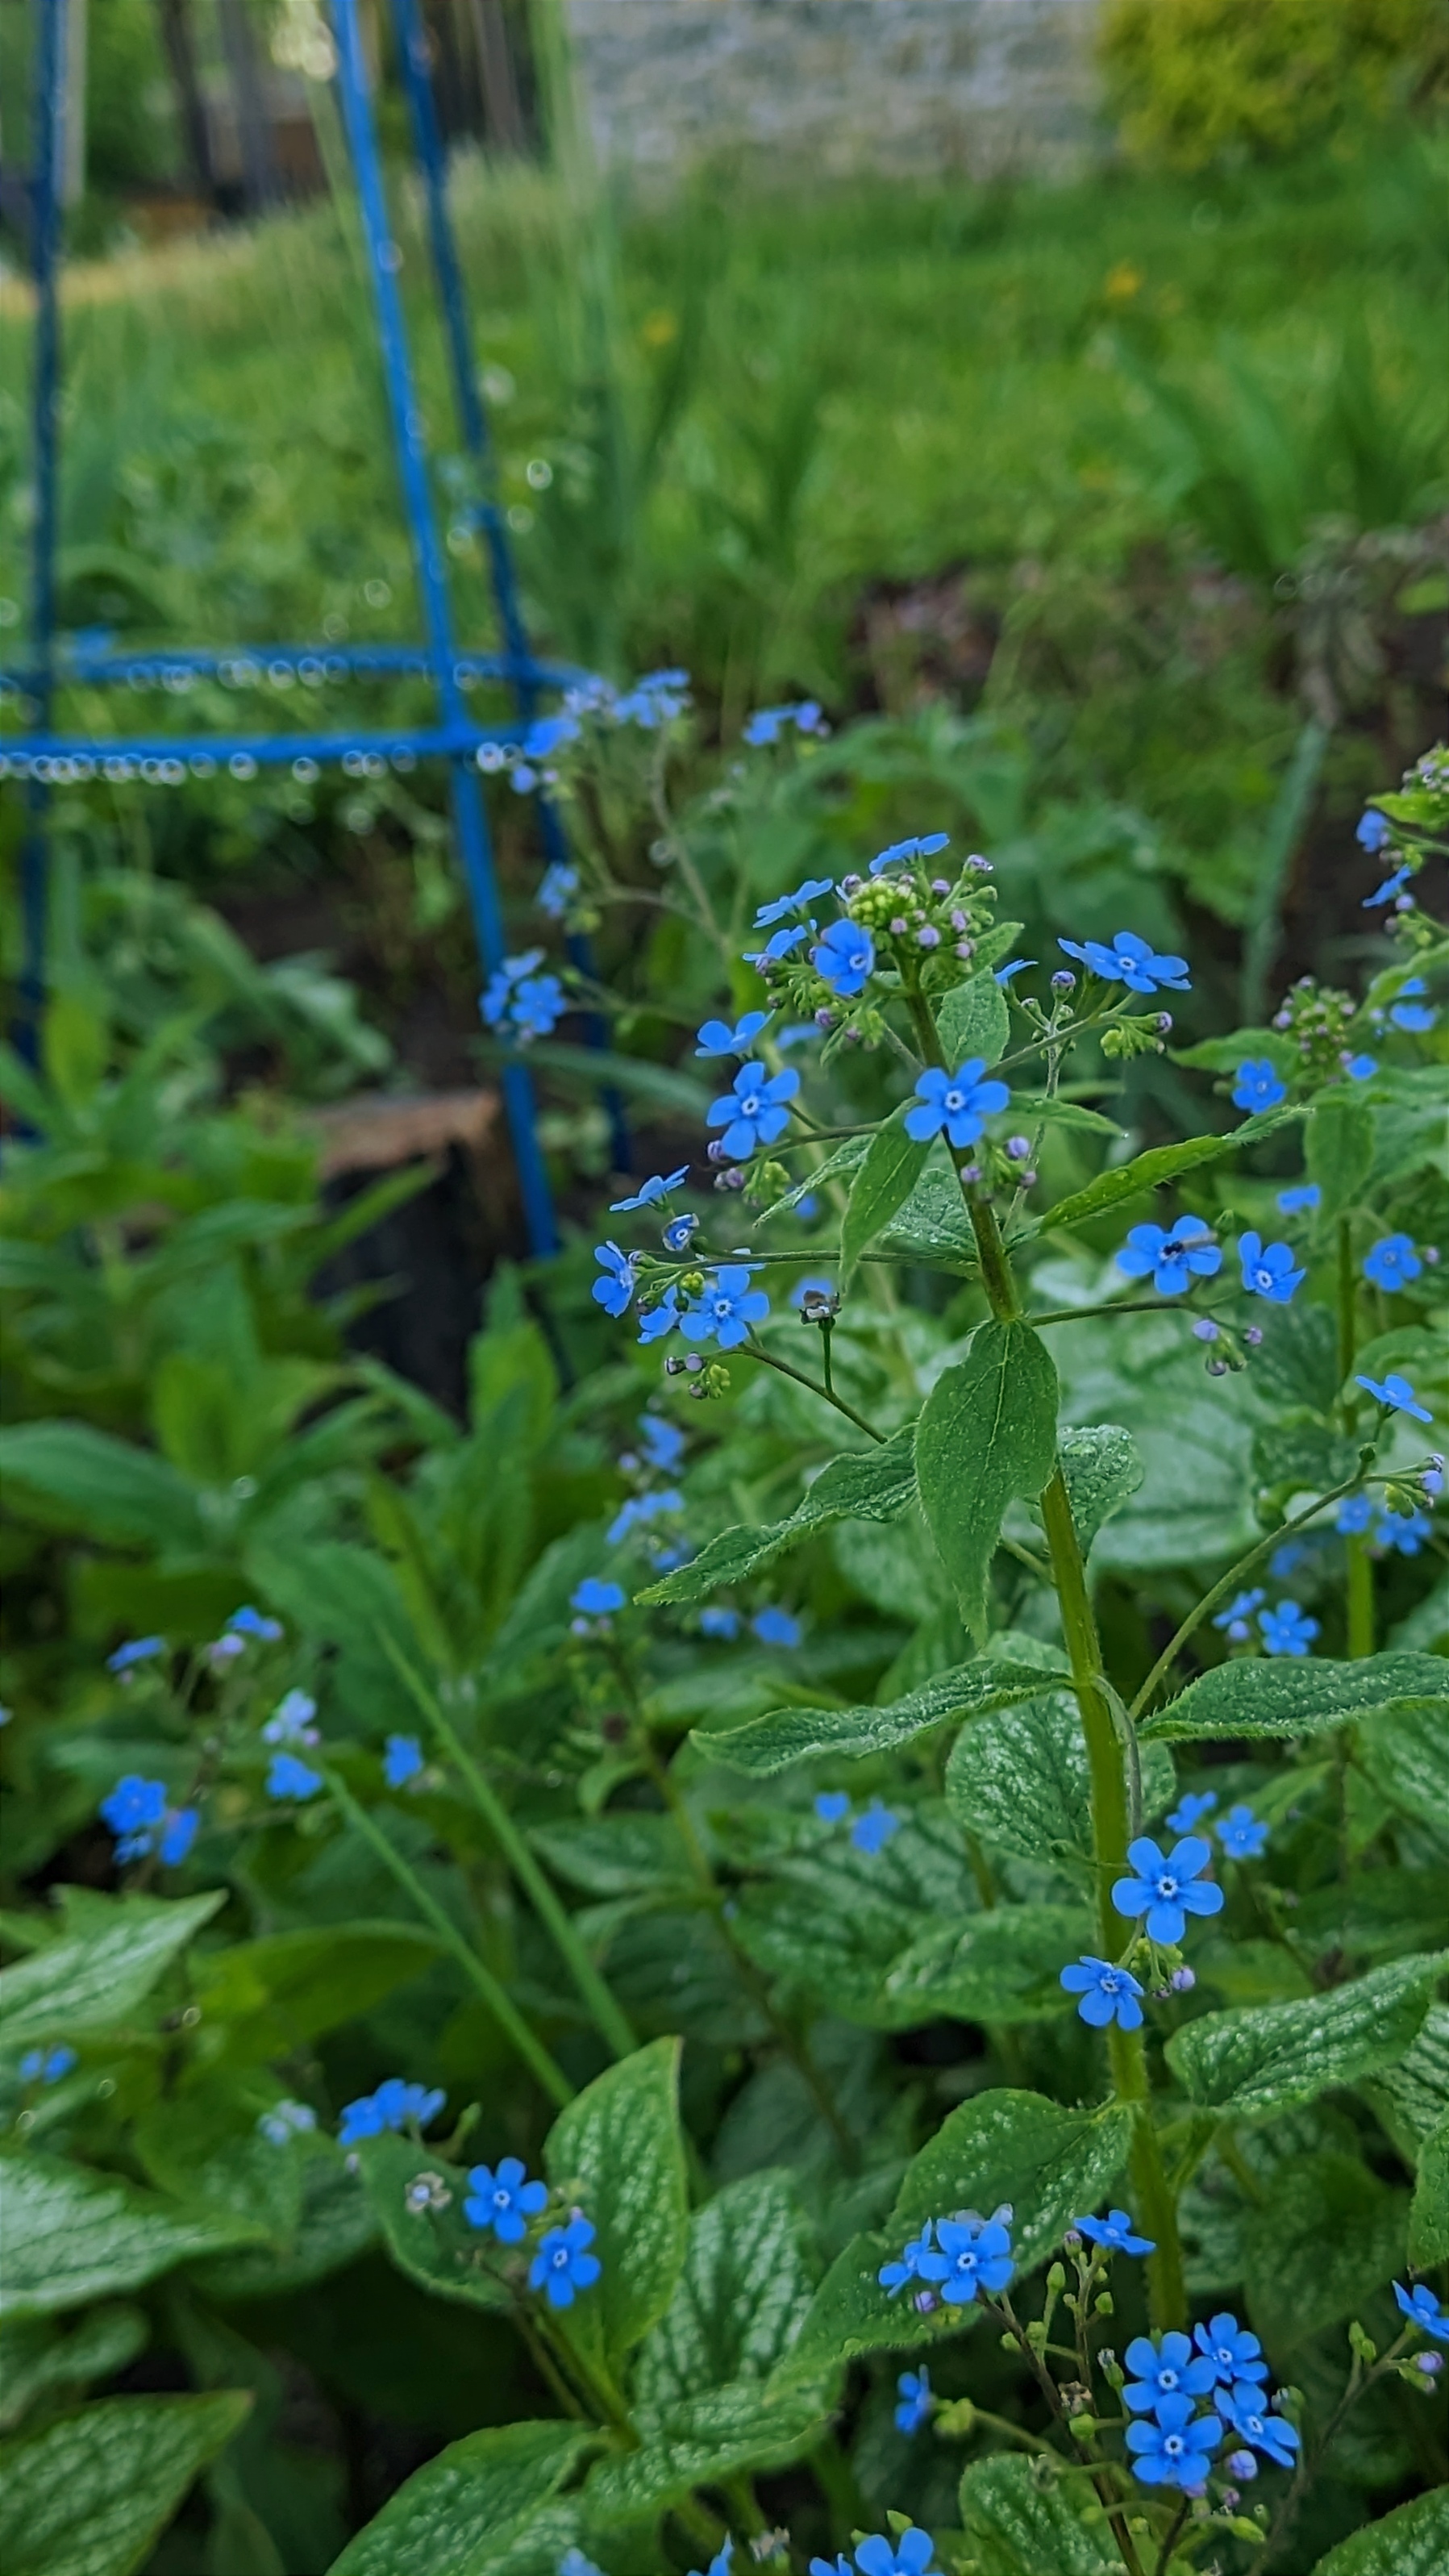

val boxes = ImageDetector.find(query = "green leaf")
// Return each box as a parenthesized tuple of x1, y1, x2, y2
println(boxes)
(1042, 1109, 1298, 1235)
(543, 2037, 688, 2375)
(882, 1903, 1095, 2026)
(352, 2136, 510, 2315)
(916, 1321, 1060, 1641)
(1305, 2486, 1449, 2576)
(326, 2421, 593, 2576)
(1165, 1952, 1446, 2120)
(0, 2392, 251, 2576)
(702, 1635, 1071, 1774)
(0, 1892, 226, 2044)
(840, 1114, 931, 1291)
(1408, 2108, 1449, 2268)
(0, 2154, 264, 2321)
(633, 2171, 819, 2406)
(581, 2376, 832, 2529)
(1250, 1416, 1358, 1494)
(1056, 1425, 1143, 1556)
(956, 2452, 1119, 2575)
(0, 2308, 149, 2435)
(134, 2083, 310, 2245)
(947, 1690, 1174, 1867)
(493, 1037, 711, 1118)
(636, 1425, 918, 1606)
(1141, 1653, 1447, 1742)
(189, 2153, 377, 2302)
(1012, 1094, 1127, 1139)
(1308, 1093, 1375, 1221)
(935, 971, 1010, 1069)
(781, 2091, 1132, 2381)
(1364, 2003, 1449, 2158)
(1241, 2151, 1408, 2347)
(762, 1136, 869, 1219)
(0, 1423, 204, 1550)
(1358, 1698, 1449, 1837)
(193, 1924, 443, 2063)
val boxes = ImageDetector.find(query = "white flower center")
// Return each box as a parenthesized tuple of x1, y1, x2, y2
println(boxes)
(740, 1092, 760, 1115)
(944, 1089, 965, 1112)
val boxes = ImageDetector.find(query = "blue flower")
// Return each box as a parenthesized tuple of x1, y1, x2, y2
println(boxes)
(685, 2545, 733, 2576)
(809, 2558, 853, 2576)
(1076, 2208, 1155, 2257)
(855, 2536, 939, 2576)
(679, 1266, 770, 1350)
(1355, 1371, 1433, 1423)
(464, 2155, 549, 2243)
(1378, 1505, 1431, 1554)
(1112, 1836, 1223, 1944)
(814, 1790, 851, 1823)
(661, 1212, 699, 1253)
(1268, 1540, 1307, 1578)
(743, 702, 825, 746)
(1345, 1053, 1378, 1081)
(1259, 1600, 1318, 1657)
(1364, 865, 1412, 907)
(1339, 1494, 1377, 1536)
(611, 1167, 690, 1211)
(227, 1607, 284, 1641)
(878, 2220, 945, 2295)
(257, 2099, 316, 2145)
(1238, 1233, 1305, 1304)
(1364, 1234, 1422, 1292)
(338, 2078, 445, 2145)
(1222, 2387, 1299, 2470)
(1232, 1060, 1286, 1113)
(1388, 974, 1436, 1032)
(934, 2214, 1014, 2305)
(994, 957, 1037, 985)
(592, 1242, 635, 1318)
(481, 951, 562, 1040)
(560, 2553, 607, 2576)
(811, 918, 875, 996)
(529, 2213, 602, 2307)
(608, 1489, 683, 1544)
(263, 1690, 319, 1746)
(1126, 2394, 1223, 2489)
(695, 1011, 772, 1057)
(1060, 1954, 1145, 2031)
(1356, 810, 1390, 852)
(869, 832, 950, 876)
(743, 924, 810, 966)
(1395, 2281, 1449, 2342)
(384, 1736, 425, 1790)
(638, 1288, 681, 1345)
(706, 1063, 799, 1160)
(106, 1636, 165, 1674)
(1217, 1803, 1268, 1861)
(613, 670, 689, 727)
(571, 1578, 625, 1617)
(267, 1753, 323, 1801)
(1193, 2312, 1267, 2386)
(1276, 1183, 1321, 1215)
(755, 876, 835, 927)
(894, 2366, 933, 2435)
(752, 1606, 801, 1649)
(904, 1058, 1010, 1148)
(160, 1807, 200, 1865)
(778, 1027, 822, 1052)
(1166, 1790, 1218, 1834)
(1057, 931, 1190, 994)
(699, 1607, 740, 1639)
(793, 1274, 837, 1311)
(99, 1775, 166, 1840)
(19, 2045, 77, 2085)
(1210, 1588, 1264, 1642)
(522, 714, 579, 762)
(538, 862, 578, 918)
(851, 1803, 901, 1855)
(1124, 2332, 1218, 2414)
(637, 1413, 686, 1472)
(1115, 1215, 1221, 1295)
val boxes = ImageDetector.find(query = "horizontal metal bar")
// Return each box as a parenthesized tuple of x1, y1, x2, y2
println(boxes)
(0, 719, 543, 777)
(0, 642, 589, 691)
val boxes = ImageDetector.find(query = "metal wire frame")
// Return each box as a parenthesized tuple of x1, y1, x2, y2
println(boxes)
(3, 0, 624, 1254)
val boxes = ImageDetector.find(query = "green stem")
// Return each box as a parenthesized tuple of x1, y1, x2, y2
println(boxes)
(743, 1336, 885, 1443)
(1346, 1533, 1374, 1657)
(381, 1641, 638, 2061)
(325, 1771, 574, 2109)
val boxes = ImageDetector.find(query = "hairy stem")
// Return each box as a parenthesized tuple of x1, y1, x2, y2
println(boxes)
(743, 1336, 885, 1443)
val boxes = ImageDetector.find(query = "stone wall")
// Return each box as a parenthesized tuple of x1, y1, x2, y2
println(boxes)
(564, 0, 1104, 180)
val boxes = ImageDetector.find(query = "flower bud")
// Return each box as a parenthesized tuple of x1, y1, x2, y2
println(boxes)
(1171, 1965, 1195, 1991)
(706, 1140, 729, 1163)
(1243, 1324, 1264, 1347)
(1207, 1357, 1229, 1376)
(1226, 2452, 1257, 2481)
(1415, 2352, 1443, 2377)
(1156, 1013, 1173, 1036)
(918, 924, 941, 948)
(1051, 969, 1076, 991)
(815, 1007, 835, 1030)
(840, 873, 862, 895)
(889, 917, 908, 938)
(931, 877, 951, 895)
(955, 940, 975, 960)
(1193, 1318, 1220, 1342)
(1006, 1135, 1031, 1161)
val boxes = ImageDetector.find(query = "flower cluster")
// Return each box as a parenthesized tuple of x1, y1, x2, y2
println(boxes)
(878, 2209, 1014, 2307)
(1124, 2311, 1300, 2491)
(98, 1774, 199, 1867)
(810, 2537, 939, 2576)
(463, 2155, 548, 2242)
(19, 2045, 77, 2086)
(338, 2077, 445, 2146)
(815, 1790, 900, 1853)
(257, 2099, 317, 2145)
(743, 699, 827, 747)
(481, 948, 564, 1044)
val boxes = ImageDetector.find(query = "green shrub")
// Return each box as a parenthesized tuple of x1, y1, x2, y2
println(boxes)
(1100, 0, 1449, 168)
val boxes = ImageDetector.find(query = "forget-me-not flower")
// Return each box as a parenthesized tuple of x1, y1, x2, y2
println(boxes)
(744, 923, 810, 967)
(695, 1011, 772, 1057)
(608, 1490, 683, 1545)
(611, 1167, 689, 1211)
(99, 1774, 198, 1864)
(1057, 930, 1190, 994)
(1232, 1061, 1287, 1113)
(636, 1413, 686, 1472)
(743, 701, 825, 746)
(878, 2220, 943, 2295)
(1238, 1233, 1305, 1304)
(1124, 2332, 1218, 2414)
(1345, 1053, 1378, 1081)
(706, 1063, 799, 1160)
(1355, 1371, 1433, 1422)
(592, 1243, 635, 1318)
(904, 1059, 1009, 1148)
(870, 832, 950, 875)
(1389, 976, 1435, 1032)
(464, 2156, 548, 2242)
(228, 1607, 284, 1641)
(1060, 1955, 1145, 2031)
(1193, 2313, 1267, 2386)
(1356, 810, 1390, 853)
(537, 862, 578, 918)
(1395, 2282, 1449, 2342)
(815, 1789, 851, 1823)
(661, 1212, 698, 1253)
(1115, 1216, 1221, 1295)
(752, 1606, 801, 1649)
(811, 918, 875, 996)
(571, 1578, 625, 1619)
(1364, 865, 1412, 907)
(529, 2213, 602, 2308)
(755, 876, 834, 927)
(679, 1267, 770, 1350)
(934, 2214, 1014, 2306)
(106, 1636, 165, 1675)
(1211, 1588, 1264, 1643)
(851, 1803, 901, 1855)
(19, 2045, 77, 2085)
(854, 2536, 940, 2576)
(1377, 1505, 1431, 1554)
(1277, 1182, 1321, 1215)
(258, 2099, 316, 2145)
(1126, 2394, 1223, 2490)
(339, 2078, 444, 2145)
(1217, 1803, 1268, 1861)
(267, 1753, 323, 1801)
(1259, 1600, 1318, 1657)
(1364, 1234, 1422, 1292)
(637, 1287, 681, 1345)
(1167, 1790, 1218, 1834)
(894, 2366, 933, 2435)
(1076, 2208, 1155, 2257)
(685, 2545, 734, 2576)
(1222, 2386, 1300, 2469)
(383, 1736, 425, 1790)
(263, 1690, 319, 1747)
(1112, 1836, 1223, 1945)
(699, 1606, 740, 1640)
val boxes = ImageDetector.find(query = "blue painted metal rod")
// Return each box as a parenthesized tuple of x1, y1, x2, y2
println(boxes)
(6, 723, 527, 770)
(328, 0, 556, 1254)
(17, 0, 67, 1062)
(1, 643, 586, 689)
